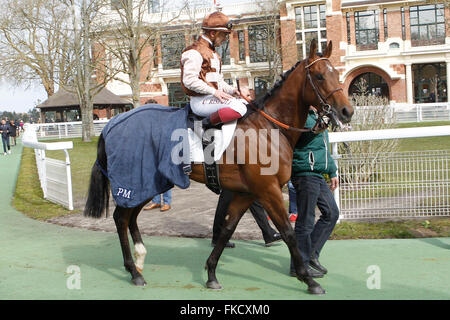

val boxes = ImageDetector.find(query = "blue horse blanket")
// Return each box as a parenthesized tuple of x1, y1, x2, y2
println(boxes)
(101, 104, 191, 208)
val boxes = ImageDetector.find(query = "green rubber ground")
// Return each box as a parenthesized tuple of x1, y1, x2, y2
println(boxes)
(1, 140, 449, 300)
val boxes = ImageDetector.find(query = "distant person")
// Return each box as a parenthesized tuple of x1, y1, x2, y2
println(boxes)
(142, 98, 171, 212)
(0, 119, 11, 155)
(8, 120, 18, 146)
(143, 190, 172, 212)
(211, 189, 281, 248)
(288, 180, 298, 222)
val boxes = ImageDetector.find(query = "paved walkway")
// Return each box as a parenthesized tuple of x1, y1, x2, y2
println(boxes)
(1, 140, 449, 300)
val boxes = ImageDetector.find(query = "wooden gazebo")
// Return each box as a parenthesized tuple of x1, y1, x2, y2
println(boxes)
(37, 87, 132, 123)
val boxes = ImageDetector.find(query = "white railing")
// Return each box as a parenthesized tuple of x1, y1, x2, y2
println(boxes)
(34, 103, 450, 139)
(28, 117, 450, 219)
(393, 103, 450, 123)
(35, 120, 109, 139)
(350, 102, 450, 124)
(329, 126, 450, 220)
(22, 124, 74, 210)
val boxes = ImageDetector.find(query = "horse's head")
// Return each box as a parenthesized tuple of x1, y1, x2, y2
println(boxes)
(302, 39, 353, 126)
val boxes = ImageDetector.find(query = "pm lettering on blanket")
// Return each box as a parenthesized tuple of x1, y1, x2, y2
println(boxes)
(116, 188, 132, 199)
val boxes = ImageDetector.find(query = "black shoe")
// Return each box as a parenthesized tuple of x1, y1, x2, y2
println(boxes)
(310, 257, 328, 274)
(289, 267, 324, 278)
(264, 233, 282, 247)
(211, 241, 235, 248)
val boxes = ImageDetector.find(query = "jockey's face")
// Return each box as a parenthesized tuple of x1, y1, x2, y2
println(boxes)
(208, 30, 229, 47)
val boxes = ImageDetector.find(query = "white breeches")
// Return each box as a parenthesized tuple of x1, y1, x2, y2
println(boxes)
(190, 95, 248, 117)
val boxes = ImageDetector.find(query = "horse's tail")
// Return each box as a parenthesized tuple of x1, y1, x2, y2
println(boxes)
(84, 133, 110, 219)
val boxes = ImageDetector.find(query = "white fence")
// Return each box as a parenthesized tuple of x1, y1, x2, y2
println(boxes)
(393, 102, 450, 123)
(22, 124, 74, 210)
(329, 126, 450, 220)
(26, 118, 450, 219)
(35, 120, 109, 139)
(33, 103, 450, 139)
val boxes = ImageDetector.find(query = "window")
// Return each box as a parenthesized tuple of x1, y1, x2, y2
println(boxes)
(248, 24, 268, 63)
(217, 39, 230, 65)
(349, 72, 389, 99)
(355, 10, 379, 50)
(383, 8, 388, 39)
(161, 33, 185, 70)
(238, 30, 245, 61)
(346, 12, 351, 44)
(168, 83, 189, 108)
(413, 63, 447, 103)
(389, 42, 400, 49)
(401, 7, 406, 40)
(148, 0, 160, 13)
(254, 77, 269, 100)
(295, 4, 327, 60)
(410, 4, 445, 46)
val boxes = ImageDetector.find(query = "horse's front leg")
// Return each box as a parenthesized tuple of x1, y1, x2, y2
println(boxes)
(259, 184, 326, 295)
(205, 192, 254, 290)
(113, 206, 146, 286)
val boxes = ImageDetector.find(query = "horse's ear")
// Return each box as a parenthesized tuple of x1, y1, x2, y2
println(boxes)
(309, 39, 317, 60)
(323, 40, 333, 58)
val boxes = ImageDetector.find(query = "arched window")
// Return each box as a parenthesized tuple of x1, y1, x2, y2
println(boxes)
(349, 72, 389, 99)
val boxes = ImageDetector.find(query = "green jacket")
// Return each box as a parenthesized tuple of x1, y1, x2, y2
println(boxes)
(292, 110, 337, 179)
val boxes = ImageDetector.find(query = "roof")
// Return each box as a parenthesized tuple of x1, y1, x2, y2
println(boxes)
(37, 86, 132, 109)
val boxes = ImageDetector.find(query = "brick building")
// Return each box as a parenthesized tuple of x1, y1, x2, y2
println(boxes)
(106, 0, 450, 108)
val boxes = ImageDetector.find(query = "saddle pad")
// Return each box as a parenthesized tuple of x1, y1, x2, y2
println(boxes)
(188, 120, 237, 163)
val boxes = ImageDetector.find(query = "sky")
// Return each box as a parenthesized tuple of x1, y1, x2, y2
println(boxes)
(0, 0, 245, 114)
(0, 81, 48, 113)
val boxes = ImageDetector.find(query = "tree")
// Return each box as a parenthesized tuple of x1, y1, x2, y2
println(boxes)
(61, 0, 115, 142)
(339, 78, 399, 184)
(0, 0, 73, 96)
(93, 0, 189, 108)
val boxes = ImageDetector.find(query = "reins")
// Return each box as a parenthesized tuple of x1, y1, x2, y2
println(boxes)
(238, 57, 343, 134)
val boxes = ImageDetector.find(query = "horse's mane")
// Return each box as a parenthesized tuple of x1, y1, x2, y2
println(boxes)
(251, 59, 303, 110)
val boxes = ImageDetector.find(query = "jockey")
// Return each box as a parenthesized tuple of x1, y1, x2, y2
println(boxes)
(180, 11, 249, 128)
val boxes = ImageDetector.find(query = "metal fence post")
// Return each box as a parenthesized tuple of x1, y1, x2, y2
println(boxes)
(331, 142, 341, 223)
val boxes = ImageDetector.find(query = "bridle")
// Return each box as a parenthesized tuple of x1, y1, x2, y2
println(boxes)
(303, 57, 345, 132)
(239, 57, 345, 134)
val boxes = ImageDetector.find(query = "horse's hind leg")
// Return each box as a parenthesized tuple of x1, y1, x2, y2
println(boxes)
(113, 206, 146, 286)
(129, 205, 147, 274)
(205, 193, 254, 290)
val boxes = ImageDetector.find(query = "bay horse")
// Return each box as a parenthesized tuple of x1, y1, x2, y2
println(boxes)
(84, 40, 353, 295)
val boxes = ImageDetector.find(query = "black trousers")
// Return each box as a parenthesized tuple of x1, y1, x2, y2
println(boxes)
(212, 189, 277, 243)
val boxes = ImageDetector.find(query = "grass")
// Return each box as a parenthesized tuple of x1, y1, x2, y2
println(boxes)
(394, 121, 450, 151)
(13, 137, 99, 220)
(331, 217, 450, 239)
(13, 122, 450, 239)
(13, 146, 79, 220)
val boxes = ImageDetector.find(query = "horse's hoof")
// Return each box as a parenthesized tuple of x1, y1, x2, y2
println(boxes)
(308, 284, 326, 295)
(132, 276, 147, 287)
(206, 280, 223, 290)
